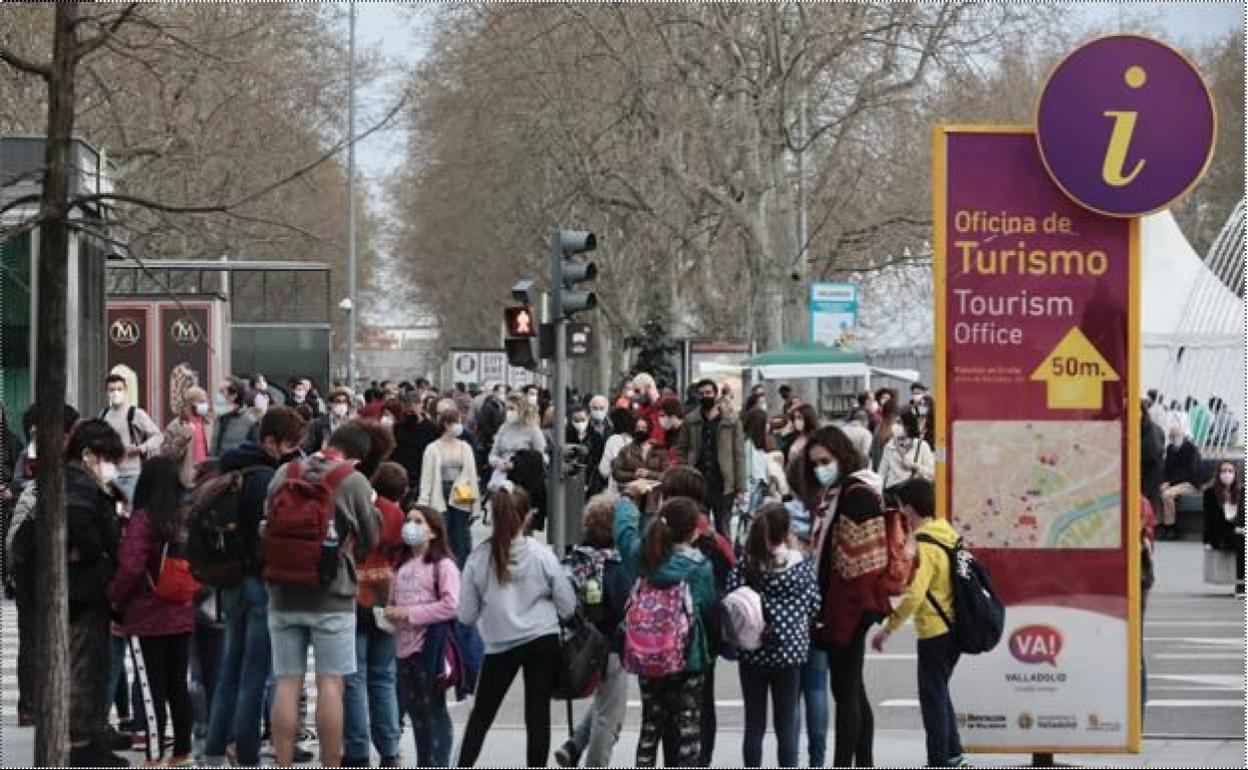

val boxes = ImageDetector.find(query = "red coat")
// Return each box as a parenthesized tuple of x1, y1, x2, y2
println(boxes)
(357, 495, 405, 608)
(107, 507, 195, 638)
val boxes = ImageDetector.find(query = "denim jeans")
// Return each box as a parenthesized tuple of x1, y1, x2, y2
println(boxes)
(203, 577, 272, 767)
(445, 507, 472, 567)
(399, 654, 453, 767)
(917, 633, 963, 767)
(739, 662, 802, 768)
(801, 646, 829, 767)
(343, 622, 402, 762)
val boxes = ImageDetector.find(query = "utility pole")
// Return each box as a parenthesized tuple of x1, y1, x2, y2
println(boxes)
(346, 0, 357, 388)
(548, 230, 597, 553)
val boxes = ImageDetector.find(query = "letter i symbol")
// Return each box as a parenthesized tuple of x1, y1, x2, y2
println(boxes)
(1101, 66, 1147, 187)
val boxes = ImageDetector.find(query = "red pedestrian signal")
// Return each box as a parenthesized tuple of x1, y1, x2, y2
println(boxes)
(505, 307, 536, 337)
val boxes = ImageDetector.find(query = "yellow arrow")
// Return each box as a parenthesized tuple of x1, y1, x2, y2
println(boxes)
(1029, 327, 1120, 410)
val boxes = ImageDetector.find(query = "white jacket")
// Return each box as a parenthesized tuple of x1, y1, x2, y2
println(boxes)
(418, 438, 481, 513)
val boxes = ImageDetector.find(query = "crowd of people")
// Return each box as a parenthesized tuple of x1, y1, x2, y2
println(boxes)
(1, 365, 1235, 768)
(1139, 390, 1243, 594)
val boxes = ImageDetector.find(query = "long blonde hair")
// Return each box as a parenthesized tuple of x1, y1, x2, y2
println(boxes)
(506, 393, 539, 427)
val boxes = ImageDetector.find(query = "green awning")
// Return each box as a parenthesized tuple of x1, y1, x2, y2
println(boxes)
(743, 344, 869, 380)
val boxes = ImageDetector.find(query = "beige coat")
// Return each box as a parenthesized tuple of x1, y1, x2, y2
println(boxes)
(418, 438, 482, 513)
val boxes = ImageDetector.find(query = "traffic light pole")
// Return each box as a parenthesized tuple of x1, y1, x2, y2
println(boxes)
(549, 231, 568, 555)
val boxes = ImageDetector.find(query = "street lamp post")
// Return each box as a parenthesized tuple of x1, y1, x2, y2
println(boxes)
(346, 0, 357, 388)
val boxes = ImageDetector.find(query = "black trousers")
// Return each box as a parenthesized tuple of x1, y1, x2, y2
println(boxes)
(637, 673, 705, 768)
(917, 633, 963, 766)
(698, 663, 717, 766)
(827, 621, 874, 767)
(16, 588, 34, 717)
(457, 634, 560, 768)
(69, 608, 111, 748)
(139, 634, 194, 757)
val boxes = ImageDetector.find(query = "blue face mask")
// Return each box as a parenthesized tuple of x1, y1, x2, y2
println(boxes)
(814, 462, 840, 488)
(401, 521, 424, 548)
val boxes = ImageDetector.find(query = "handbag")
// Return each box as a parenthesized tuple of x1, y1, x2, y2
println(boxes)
(149, 542, 202, 605)
(450, 444, 478, 506)
(1203, 547, 1236, 586)
(831, 513, 888, 582)
(552, 612, 610, 700)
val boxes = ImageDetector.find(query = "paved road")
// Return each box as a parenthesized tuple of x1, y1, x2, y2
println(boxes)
(2, 536, 1242, 766)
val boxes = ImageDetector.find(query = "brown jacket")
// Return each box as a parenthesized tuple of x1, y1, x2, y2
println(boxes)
(611, 441, 669, 486)
(677, 408, 746, 495)
(162, 416, 215, 487)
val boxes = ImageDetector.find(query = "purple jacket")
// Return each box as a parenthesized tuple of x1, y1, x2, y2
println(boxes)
(106, 507, 195, 637)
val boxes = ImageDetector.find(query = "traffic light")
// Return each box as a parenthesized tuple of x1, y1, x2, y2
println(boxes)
(505, 279, 541, 370)
(554, 230, 597, 318)
(505, 306, 536, 337)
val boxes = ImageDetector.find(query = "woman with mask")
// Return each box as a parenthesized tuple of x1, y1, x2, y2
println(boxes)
(1203, 462, 1244, 596)
(107, 456, 195, 767)
(487, 394, 547, 486)
(211, 378, 257, 458)
(868, 389, 900, 472)
(597, 407, 636, 495)
(915, 395, 936, 449)
(611, 415, 668, 490)
(64, 419, 129, 767)
(162, 386, 214, 487)
(386, 506, 459, 767)
(803, 426, 888, 769)
(878, 410, 935, 494)
(419, 408, 482, 566)
(782, 404, 819, 465)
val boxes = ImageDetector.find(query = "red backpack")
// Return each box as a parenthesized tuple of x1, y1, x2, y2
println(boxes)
(263, 460, 356, 588)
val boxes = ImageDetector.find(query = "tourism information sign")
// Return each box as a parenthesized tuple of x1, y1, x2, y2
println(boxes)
(933, 35, 1214, 755)
(809, 282, 858, 347)
(934, 127, 1140, 752)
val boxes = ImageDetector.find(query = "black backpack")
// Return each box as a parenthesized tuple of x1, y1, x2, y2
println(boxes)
(185, 465, 269, 587)
(99, 406, 142, 446)
(915, 534, 1005, 654)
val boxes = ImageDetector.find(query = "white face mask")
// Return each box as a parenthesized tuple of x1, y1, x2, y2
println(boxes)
(506, 410, 519, 424)
(1221, 471, 1236, 485)
(814, 461, 840, 488)
(332, 403, 348, 418)
(253, 393, 270, 412)
(527, 394, 539, 406)
(194, 402, 210, 417)
(98, 461, 118, 485)
(659, 417, 674, 431)
(590, 408, 608, 422)
(793, 418, 805, 432)
(450, 423, 464, 438)
(573, 420, 589, 433)
(380, 414, 395, 428)
(107, 390, 126, 408)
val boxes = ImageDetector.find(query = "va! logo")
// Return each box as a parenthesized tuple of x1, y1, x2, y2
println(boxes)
(1036, 35, 1215, 218)
(1008, 624, 1063, 667)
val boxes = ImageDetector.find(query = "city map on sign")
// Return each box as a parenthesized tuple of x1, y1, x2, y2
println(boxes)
(951, 421, 1121, 549)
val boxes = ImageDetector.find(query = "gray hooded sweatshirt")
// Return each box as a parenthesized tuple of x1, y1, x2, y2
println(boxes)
(458, 535, 577, 654)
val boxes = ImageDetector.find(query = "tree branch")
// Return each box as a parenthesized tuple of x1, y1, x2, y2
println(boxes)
(75, 3, 141, 63)
(0, 44, 51, 80)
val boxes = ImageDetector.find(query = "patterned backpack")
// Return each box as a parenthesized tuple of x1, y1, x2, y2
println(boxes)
(622, 578, 692, 678)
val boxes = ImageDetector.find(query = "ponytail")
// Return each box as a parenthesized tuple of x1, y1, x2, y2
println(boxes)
(640, 496, 700, 575)
(487, 486, 531, 585)
(745, 503, 790, 577)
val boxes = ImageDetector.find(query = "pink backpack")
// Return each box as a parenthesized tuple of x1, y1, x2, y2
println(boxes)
(622, 579, 691, 678)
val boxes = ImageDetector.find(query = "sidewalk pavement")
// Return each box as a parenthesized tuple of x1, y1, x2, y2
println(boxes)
(10, 725, 1236, 768)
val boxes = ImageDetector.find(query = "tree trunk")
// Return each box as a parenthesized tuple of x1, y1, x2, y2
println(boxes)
(34, 4, 79, 766)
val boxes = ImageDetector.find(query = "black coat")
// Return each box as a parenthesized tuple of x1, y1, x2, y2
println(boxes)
(1203, 487, 1244, 551)
(1163, 440, 1202, 487)
(65, 464, 122, 615)
(392, 415, 440, 487)
(218, 442, 284, 577)
(1141, 419, 1166, 508)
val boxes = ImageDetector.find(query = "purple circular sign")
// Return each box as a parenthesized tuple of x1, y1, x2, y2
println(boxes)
(1036, 35, 1215, 218)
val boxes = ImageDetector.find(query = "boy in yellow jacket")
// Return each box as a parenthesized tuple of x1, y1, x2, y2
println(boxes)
(871, 478, 968, 768)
